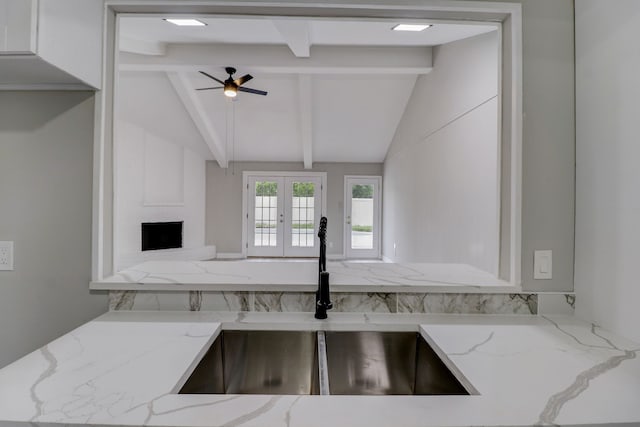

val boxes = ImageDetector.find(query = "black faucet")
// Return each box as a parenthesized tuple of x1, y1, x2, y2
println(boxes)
(315, 216, 332, 319)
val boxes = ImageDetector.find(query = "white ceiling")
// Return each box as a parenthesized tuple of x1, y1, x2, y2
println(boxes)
(120, 16, 496, 48)
(118, 16, 497, 166)
(189, 72, 417, 163)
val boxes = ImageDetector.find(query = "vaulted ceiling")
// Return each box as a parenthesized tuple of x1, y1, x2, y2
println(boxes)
(117, 16, 497, 167)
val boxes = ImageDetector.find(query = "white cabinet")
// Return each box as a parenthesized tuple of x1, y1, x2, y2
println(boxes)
(0, 0, 103, 90)
(0, 0, 37, 54)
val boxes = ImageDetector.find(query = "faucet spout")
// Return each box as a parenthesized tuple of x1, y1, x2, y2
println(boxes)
(315, 217, 332, 319)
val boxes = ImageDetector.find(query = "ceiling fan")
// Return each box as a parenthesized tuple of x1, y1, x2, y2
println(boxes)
(197, 67, 268, 98)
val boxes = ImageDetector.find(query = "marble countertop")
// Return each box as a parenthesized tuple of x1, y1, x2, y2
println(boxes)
(0, 311, 638, 426)
(91, 260, 517, 293)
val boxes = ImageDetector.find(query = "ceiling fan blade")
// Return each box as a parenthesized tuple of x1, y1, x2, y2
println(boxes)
(234, 74, 253, 86)
(238, 86, 268, 96)
(199, 71, 225, 85)
(196, 87, 223, 91)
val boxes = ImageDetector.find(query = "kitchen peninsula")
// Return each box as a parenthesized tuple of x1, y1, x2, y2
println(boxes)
(0, 311, 638, 426)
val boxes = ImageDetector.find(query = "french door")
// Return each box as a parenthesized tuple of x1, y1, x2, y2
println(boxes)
(344, 176, 381, 259)
(247, 175, 323, 257)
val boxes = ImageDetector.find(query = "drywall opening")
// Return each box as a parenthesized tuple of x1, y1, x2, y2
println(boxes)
(94, 4, 521, 290)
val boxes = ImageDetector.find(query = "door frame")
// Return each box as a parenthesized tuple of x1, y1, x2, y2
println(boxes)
(344, 175, 382, 259)
(242, 171, 327, 258)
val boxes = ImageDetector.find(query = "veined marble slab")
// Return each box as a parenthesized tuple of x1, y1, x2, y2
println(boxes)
(0, 312, 638, 426)
(108, 290, 540, 314)
(91, 260, 516, 293)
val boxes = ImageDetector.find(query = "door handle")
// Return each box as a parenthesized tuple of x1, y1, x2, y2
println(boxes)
(347, 216, 351, 225)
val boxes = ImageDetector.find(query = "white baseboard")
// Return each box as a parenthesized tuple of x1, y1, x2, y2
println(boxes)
(216, 252, 246, 260)
(215, 253, 342, 260)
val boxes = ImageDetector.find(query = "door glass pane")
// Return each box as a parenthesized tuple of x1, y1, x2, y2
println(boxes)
(351, 184, 374, 249)
(291, 182, 315, 248)
(254, 181, 278, 247)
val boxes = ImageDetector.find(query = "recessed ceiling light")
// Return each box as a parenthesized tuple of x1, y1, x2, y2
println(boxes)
(392, 24, 432, 32)
(163, 18, 206, 27)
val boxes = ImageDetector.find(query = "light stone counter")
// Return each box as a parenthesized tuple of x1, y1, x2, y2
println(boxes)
(0, 311, 638, 426)
(91, 260, 516, 293)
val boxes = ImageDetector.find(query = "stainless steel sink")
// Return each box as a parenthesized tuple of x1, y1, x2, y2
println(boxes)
(179, 330, 470, 396)
(324, 331, 468, 395)
(179, 330, 320, 395)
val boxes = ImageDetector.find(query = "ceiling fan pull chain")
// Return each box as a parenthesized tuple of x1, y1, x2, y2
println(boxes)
(232, 100, 236, 175)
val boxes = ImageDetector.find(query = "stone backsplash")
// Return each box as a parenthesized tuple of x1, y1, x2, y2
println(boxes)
(108, 290, 575, 315)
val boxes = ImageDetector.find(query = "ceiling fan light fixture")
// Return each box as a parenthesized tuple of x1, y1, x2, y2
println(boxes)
(198, 68, 267, 97)
(392, 23, 432, 32)
(224, 82, 237, 98)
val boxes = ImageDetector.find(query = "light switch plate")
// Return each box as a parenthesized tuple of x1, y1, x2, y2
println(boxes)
(0, 241, 14, 271)
(534, 250, 552, 280)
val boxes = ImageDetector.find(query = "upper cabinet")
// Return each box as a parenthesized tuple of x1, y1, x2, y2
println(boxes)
(0, 0, 37, 54)
(0, 0, 103, 90)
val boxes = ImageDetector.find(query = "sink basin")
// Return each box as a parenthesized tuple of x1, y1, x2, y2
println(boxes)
(179, 330, 470, 396)
(179, 330, 320, 395)
(324, 331, 469, 395)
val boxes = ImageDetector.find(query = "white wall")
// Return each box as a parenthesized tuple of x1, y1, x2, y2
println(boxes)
(460, 0, 576, 291)
(0, 92, 107, 368)
(115, 120, 208, 270)
(206, 161, 382, 255)
(117, 72, 213, 161)
(383, 0, 576, 291)
(574, 0, 640, 343)
(516, 0, 575, 292)
(383, 31, 500, 275)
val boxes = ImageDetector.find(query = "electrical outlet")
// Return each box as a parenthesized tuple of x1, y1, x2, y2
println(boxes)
(0, 241, 14, 271)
